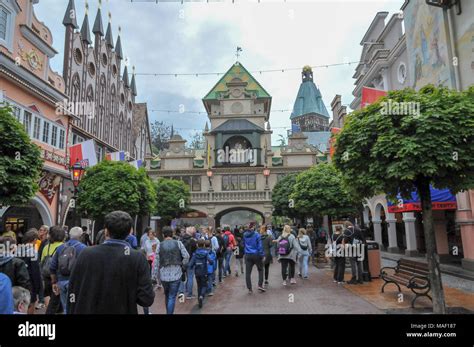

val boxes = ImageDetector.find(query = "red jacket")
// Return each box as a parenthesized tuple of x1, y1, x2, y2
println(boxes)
(224, 231, 237, 250)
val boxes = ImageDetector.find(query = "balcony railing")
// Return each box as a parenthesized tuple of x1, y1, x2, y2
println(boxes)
(190, 190, 272, 204)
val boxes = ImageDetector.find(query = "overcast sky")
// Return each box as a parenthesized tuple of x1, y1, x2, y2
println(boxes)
(36, 0, 402, 145)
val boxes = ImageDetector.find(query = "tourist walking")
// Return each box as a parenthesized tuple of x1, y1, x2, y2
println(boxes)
(40, 226, 64, 314)
(274, 225, 299, 286)
(223, 227, 237, 277)
(50, 227, 87, 314)
(188, 239, 213, 308)
(156, 226, 189, 314)
(179, 226, 197, 299)
(332, 226, 347, 284)
(297, 228, 312, 279)
(260, 225, 273, 286)
(344, 221, 365, 285)
(234, 231, 245, 277)
(0, 237, 31, 292)
(243, 224, 265, 293)
(205, 240, 217, 297)
(215, 229, 226, 283)
(68, 211, 155, 314)
(0, 273, 13, 314)
(18, 230, 41, 314)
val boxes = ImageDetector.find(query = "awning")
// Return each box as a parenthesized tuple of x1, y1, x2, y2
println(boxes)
(387, 186, 457, 213)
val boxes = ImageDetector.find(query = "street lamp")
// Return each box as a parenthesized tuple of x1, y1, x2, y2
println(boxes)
(207, 169, 213, 188)
(70, 161, 85, 227)
(425, 0, 462, 14)
(263, 167, 270, 187)
(71, 162, 85, 188)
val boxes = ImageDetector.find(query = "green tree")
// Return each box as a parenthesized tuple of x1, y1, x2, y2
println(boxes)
(189, 131, 205, 150)
(334, 85, 474, 314)
(0, 105, 43, 205)
(271, 173, 299, 219)
(290, 163, 360, 220)
(150, 120, 172, 154)
(77, 161, 156, 220)
(154, 177, 190, 225)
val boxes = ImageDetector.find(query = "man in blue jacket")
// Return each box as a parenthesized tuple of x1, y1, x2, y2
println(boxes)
(50, 227, 87, 314)
(0, 273, 13, 314)
(243, 223, 265, 293)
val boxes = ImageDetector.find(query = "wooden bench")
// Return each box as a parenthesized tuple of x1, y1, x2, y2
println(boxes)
(380, 258, 432, 308)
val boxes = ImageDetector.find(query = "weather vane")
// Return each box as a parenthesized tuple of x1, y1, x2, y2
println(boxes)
(236, 47, 242, 61)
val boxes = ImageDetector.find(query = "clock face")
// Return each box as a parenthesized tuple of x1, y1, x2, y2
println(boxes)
(231, 88, 242, 98)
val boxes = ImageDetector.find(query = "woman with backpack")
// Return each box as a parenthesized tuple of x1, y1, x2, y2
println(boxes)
(259, 225, 273, 286)
(297, 228, 312, 279)
(273, 225, 299, 286)
(234, 233, 245, 277)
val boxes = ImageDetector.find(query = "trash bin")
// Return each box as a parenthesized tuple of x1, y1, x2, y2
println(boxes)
(366, 240, 381, 279)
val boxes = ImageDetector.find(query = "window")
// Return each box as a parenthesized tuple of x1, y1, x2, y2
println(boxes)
(42, 121, 50, 143)
(0, 6, 8, 41)
(231, 175, 239, 190)
(239, 175, 248, 190)
(33, 117, 41, 139)
(51, 125, 58, 147)
(192, 176, 201, 191)
(182, 176, 191, 187)
(248, 175, 256, 190)
(222, 176, 230, 191)
(59, 129, 65, 149)
(222, 175, 256, 191)
(23, 111, 32, 135)
(11, 105, 21, 122)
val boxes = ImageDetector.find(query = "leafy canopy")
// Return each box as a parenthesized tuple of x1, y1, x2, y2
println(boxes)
(77, 160, 156, 219)
(154, 177, 190, 224)
(334, 85, 474, 200)
(0, 105, 43, 205)
(290, 163, 360, 218)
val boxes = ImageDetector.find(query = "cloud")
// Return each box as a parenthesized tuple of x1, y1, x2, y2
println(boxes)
(35, 0, 403, 145)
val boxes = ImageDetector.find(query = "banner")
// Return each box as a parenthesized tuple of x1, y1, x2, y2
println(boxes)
(361, 87, 387, 108)
(129, 160, 143, 169)
(387, 186, 457, 213)
(69, 140, 97, 168)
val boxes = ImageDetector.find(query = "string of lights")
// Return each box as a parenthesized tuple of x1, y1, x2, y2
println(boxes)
(133, 60, 361, 77)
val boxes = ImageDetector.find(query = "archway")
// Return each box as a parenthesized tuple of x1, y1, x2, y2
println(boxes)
(1, 196, 52, 242)
(215, 207, 264, 228)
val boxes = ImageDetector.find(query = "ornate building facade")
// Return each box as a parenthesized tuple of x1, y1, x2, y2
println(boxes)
(148, 62, 321, 228)
(0, 0, 74, 231)
(59, 0, 152, 228)
(61, 0, 151, 162)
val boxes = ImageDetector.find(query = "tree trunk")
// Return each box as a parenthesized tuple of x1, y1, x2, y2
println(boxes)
(417, 179, 446, 314)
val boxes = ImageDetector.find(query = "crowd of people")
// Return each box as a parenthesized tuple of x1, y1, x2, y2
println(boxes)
(0, 211, 367, 314)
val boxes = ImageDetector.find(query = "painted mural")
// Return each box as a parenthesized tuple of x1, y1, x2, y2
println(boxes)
(404, 1, 454, 89)
(455, 21, 474, 89)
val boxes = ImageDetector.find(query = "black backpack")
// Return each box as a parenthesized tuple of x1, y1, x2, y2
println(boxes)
(216, 236, 225, 257)
(40, 244, 56, 278)
(58, 244, 78, 277)
(194, 252, 208, 277)
(298, 238, 309, 251)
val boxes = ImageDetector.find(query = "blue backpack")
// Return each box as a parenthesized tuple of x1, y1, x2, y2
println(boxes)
(194, 252, 208, 277)
(207, 251, 216, 274)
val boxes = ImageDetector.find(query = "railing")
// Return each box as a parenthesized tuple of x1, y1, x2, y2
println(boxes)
(190, 190, 272, 203)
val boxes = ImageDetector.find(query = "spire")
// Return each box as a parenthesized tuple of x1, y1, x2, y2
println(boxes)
(204, 122, 209, 132)
(123, 66, 130, 88)
(105, 12, 114, 48)
(130, 66, 137, 96)
(63, 0, 78, 29)
(115, 26, 123, 60)
(92, 3, 104, 36)
(170, 125, 174, 138)
(80, 3, 92, 45)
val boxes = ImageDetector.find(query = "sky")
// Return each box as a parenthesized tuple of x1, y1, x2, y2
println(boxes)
(35, 0, 403, 145)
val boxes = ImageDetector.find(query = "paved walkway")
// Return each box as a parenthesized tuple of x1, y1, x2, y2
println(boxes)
(148, 260, 382, 314)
